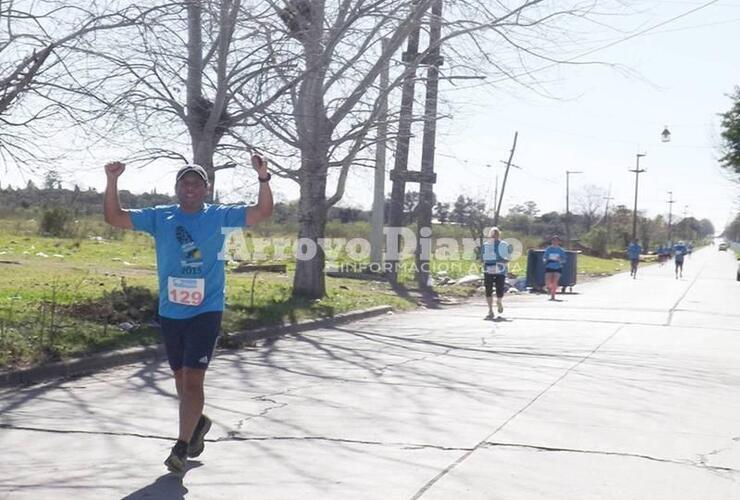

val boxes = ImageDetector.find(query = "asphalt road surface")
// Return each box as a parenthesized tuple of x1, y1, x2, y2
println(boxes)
(1, 246, 739, 499)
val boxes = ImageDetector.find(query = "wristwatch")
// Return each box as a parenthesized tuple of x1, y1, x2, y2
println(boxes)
(258, 172, 271, 183)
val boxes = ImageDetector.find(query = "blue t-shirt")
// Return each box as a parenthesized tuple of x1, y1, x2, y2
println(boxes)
(481, 239, 511, 275)
(130, 204, 248, 319)
(543, 246, 567, 271)
(673, 243, 687, 261)
(627, 243, 641, 260)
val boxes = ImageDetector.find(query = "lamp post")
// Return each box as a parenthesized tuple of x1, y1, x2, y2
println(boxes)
(565, 170, 582, 247)
(661, 126, 671, 143)
(667, 191, 676, 244)
(629, 153, 646, 241)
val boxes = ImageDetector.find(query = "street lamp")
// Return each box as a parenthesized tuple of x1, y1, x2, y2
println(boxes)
(565, 170, 583, 247)
(661, 126, 671, 143)
(483, 161, 522, 219)
(629, 153, 646, 241)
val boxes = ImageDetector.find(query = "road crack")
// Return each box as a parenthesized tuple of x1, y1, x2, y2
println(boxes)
(485, 442, 740, 476)
(409, 324, 626, 500)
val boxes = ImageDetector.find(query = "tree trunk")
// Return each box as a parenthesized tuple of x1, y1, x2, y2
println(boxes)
(193, 139, 217, 202)
(292, 76, 330, 298)
(293, 163, 328, 299)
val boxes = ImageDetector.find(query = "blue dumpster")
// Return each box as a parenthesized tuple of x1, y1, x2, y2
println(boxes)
(525, 249, 578, 292)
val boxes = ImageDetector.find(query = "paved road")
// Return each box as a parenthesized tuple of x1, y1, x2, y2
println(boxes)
(2, 247, 739, 499)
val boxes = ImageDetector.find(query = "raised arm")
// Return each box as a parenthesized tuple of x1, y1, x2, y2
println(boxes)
(103, 161, 133, 230)
(246, 154, 274, 226)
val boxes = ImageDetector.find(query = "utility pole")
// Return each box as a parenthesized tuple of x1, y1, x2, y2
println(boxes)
(630, 153, 647, 241)
(492, 172, 499, 218)
(565, 170, 583, 248)
(603, 187, 614, 251)
(493, 131, 519, 226)
(603, 185, 614, 226)
(666, 191, 676, 244)
(415, 0, 443, 289)
(370, 38, 390, 269)
(387, 8, 422, 283)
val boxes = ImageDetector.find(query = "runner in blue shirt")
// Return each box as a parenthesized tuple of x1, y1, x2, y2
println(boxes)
(481, 227, 512, 320)
(104, 155, 273, 473)
(627, 240, 642, 279)
(673, 241, 688, 279)
(543, 235, 566, 301)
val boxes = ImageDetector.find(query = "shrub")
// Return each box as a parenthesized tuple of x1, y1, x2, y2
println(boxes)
(583, 227, 609, 258)
(39, 207, 74, 237)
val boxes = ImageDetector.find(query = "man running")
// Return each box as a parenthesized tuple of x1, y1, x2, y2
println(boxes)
(481, 227, 512, 320)
(673, 240, 688, 279)
(543, 235, 566, 301)
(103, 155, 273, 473)
(627, 240, 642, 279)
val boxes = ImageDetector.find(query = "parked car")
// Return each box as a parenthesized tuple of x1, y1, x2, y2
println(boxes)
(718, 242, 729, 251)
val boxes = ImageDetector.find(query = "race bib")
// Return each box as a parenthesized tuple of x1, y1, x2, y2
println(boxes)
(168, 277, 205, 306)
(548, 253, 560, 261)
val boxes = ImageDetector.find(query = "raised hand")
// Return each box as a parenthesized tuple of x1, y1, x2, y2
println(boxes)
(105, 161, 126, 179)
(251, 154, 268, 177)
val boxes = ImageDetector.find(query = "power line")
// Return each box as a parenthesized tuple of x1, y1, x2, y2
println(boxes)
(491, 0, 724, 84)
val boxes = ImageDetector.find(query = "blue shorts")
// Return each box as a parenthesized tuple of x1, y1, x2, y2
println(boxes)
(159, 311, 223, 371)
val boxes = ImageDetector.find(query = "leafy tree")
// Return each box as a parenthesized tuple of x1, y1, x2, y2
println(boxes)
(404, 191, 421, 225)
(724, 213, 740, 241)
(509, 201, 539, 218)
(433, 202, 450, 224)
(44, 170, 62, 190)
(719, 87, 740, 178)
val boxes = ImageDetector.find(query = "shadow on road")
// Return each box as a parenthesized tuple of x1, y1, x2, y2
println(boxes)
(389, 281, 442, 309)
(491, 317, 514, 323)
(122, 463, 201, 500)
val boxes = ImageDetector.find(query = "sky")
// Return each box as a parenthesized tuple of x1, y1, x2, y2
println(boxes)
(5, 0, 740, 232)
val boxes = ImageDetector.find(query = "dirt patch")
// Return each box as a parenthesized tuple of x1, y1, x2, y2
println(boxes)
(61, 283, 158, 324)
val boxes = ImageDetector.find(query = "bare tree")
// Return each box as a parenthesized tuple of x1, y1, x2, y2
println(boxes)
(575, 184, 606, 233)
(0, 0, 162, 170)
(63, 0, 304, 197)
(262, 0, 622, 298)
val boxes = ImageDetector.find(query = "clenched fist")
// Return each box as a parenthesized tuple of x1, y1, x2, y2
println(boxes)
(105, 161, 126, 179)
(251, 154, 268, 177)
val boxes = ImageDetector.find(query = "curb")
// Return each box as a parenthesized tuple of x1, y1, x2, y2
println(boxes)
(0, 305, 393, 388)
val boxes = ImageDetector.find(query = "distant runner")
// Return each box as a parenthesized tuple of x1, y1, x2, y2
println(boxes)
(103, 155, 273, 473)
(481, 227, 512, 320)
(627, 240, 642, 279)
(543, 235, 566, 301)
(673, 240, 688, 279)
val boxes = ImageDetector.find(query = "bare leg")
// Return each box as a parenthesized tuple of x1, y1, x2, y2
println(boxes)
(545, 273, 556, 300)
(178, 368, 206, 443)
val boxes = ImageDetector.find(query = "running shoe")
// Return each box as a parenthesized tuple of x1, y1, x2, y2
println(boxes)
(165, 440, 189, 473)
(188, 414, 212, 458)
